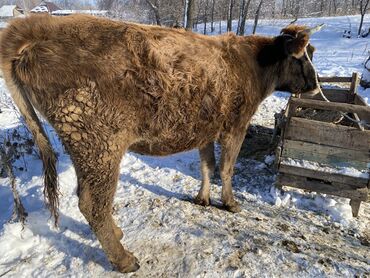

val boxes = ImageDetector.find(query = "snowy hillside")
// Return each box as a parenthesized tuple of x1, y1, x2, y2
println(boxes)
(0, 15, 369, 277)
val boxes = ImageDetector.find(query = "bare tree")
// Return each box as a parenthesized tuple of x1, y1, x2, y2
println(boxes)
(12, 0, 363, 31)
(194, 0, 202, 30)
(227, 0, 235, 32)
(97, 0, 116, 10)
(237, 0, 251, 35)
(184, 0, 195, 30)
(358, 0, 370, 36)
(145, 0, 161, 25)
(237, 0, 244, 33)
(210, 0, 216, 32)
(203, 0, 209, 34)
(252, 0, 263, 34)
(284, 0, 291, 17)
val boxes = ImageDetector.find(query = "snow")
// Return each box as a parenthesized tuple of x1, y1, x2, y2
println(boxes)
(51, 10, 108, 16)
(281, 158, 369, 179)
(264, 155, 275, 166)
(0, 15, 369, 277)
(0, 5, 17, 17)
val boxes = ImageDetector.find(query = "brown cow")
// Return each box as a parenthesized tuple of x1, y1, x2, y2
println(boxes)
(0, 14, 319, 272)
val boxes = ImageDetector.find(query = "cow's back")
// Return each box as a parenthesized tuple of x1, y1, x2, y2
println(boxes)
(1, 14, 248, 155)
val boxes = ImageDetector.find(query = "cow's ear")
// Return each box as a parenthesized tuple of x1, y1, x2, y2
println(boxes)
(257, 34, 291, 67)
(285, 31, 309, 58)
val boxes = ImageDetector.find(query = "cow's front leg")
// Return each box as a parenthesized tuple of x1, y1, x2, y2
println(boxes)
(195, 142, 216, 206)
(219, 130, 246, 213)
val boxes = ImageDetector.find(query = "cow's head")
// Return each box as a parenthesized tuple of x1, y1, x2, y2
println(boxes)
(258, 24, 323, 95)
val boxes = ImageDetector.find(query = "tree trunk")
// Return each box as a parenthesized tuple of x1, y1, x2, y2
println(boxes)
(210, 0, 215, 32)
(271, 0, 276, 18)
(219, 16, 222, 34)
(320, 0, 325, 16)
(358, 13, 365, 36)
(203, 0, 209, 34)
(184, 0, 188, 28)
(282, 0, 286, 17)
(227, 0, 235, 32)
(185, 0, 195, 31)
(238, 0, 251, 35)
(146, 0, 161, 25)
(358, 0, 370, 36)
(154, 9, 161, 25)
(333, 0, 338, 15)
(252, 0, 263, 34)
(97, 0, 115, 10)
(237, 0, 245, 35)
(195, 0, 202, 31)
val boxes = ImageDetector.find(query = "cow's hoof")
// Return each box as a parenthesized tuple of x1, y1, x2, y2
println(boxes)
(194, 195, 211, 206)
(224, 201, 241, 213)
(114, 253, 140, 273)
(113, 226, 124, 240)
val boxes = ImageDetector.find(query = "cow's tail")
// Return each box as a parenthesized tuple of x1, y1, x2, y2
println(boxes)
(0, 20, 59, 226)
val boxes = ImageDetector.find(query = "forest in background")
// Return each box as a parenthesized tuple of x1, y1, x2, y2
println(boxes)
(97, 0, 369, 36)
(0, 0, 368, 35)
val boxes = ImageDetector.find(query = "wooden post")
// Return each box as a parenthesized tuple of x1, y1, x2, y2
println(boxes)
(349, 72, 360, 95)
(350, 199, 361, 217)
(349, 72, 364, 131)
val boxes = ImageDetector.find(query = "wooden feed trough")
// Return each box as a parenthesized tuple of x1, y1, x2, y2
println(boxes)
(275, 73, 370, 217)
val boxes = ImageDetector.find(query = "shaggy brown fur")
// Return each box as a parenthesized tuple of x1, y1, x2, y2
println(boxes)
(0, 14, 318, 272)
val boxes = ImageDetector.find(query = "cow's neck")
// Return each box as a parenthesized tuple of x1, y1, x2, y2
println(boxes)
(257, 65, 279, 100)
(241, 36, 281, 101)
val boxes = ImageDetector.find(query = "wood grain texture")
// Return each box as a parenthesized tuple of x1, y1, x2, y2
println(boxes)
(285, 117, 370, 151)
(277, 173, 369, 201)
(279, 164, 368, 188)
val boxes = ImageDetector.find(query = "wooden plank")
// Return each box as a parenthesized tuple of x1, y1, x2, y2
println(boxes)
(324, 90, 353, 103)
(290, 98, 370, 115)
(301, 89, 351, 103)
(279, 164, 368, 188)
(349, 200, 361, 217)
(283, 139, 369, 162)
(277, 173, 369, 201)
(319, 76, 353, 83)
(282, 149, 368, 171)
(354, 94, 369, 106)
(322, 88, 349, 94)
(285, 117, 370, 151)
(354, 94, 370, 125)
(349, 72, 360, 95)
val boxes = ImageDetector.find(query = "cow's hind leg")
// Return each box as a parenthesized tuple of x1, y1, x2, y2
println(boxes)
(112, 217, 124, 240)
(195, 142, 215, 206)
(219, 131, 246, 213)
(75, 148, 139, 273)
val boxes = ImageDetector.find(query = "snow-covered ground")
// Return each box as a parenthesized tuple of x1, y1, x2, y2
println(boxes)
(0, 15, 369, 277)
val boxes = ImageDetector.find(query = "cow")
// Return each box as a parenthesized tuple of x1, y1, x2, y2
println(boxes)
(0, 14, 320, 272)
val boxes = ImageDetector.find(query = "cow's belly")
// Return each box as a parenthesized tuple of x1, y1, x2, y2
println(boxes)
(129, 125, 220, 156)
(128, 141, 192, 156)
